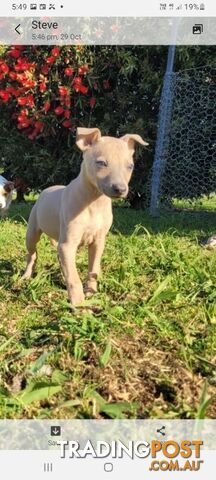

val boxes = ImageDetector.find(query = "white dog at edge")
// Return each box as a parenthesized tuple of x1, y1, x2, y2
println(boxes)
(0, 175, 14, 217)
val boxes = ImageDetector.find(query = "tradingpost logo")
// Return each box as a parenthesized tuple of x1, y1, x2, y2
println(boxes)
(58, 439, 204, 472)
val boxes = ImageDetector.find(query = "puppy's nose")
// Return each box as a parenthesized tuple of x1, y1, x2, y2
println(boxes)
(112, 184, 127, 195)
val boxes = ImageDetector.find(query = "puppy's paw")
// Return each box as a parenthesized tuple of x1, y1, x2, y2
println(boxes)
(69, 289, 85, 306)
(84, 275, 98, 297)
(84, 287, 97, 298)
(20, 272, 32, 281)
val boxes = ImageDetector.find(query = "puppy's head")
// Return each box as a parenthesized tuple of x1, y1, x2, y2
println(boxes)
(0, 181, 14, 210)
(76, 128, 149, 199)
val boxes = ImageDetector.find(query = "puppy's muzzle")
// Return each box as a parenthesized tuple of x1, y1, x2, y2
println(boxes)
(111, 183, 128, 197)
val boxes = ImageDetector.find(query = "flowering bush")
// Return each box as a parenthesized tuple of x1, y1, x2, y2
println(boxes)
(0, 46, 101, 141)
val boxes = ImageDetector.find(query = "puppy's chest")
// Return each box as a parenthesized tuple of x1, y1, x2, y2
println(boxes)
(80, 213, 111, 246)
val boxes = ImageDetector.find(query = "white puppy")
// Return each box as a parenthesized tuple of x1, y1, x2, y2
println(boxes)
(0, 175, 14, 216)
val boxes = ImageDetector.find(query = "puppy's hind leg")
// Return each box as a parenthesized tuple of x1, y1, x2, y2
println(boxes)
(22, 205, 41, 280)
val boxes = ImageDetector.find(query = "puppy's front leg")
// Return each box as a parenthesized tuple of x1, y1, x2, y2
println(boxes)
(86, 235, 106, 296)
(58, 242, 85, 306)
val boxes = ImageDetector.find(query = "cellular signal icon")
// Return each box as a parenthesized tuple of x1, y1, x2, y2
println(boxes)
(200, 3, 205, 9)
(176, 4, 182, 9)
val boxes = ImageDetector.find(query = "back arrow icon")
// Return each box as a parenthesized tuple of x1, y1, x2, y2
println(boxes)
(15, 24, 21, 35)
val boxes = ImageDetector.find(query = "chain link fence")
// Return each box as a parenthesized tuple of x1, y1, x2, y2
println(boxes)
(150, 65, 216, 215)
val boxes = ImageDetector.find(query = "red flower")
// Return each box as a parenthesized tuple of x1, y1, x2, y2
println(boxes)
(59, 86, 69, 96)
(79, 85, 88, 94)
(64, 96, 71, 107)
(0, 90, 10, 102)
(46, 56, 56, 64)
(9, 71, 17, 80)
(43, 101, 51, 113)
(14, 59, 36, 71)
(16, 73, 27, 84)
(18, 119, 32, 129)
(64, 67, 74, 76)
(26, 94, 34, 108)
(72, 77, 88, 94)
(12, 88, 22, 97)
(24, 79, 37, 89)
(18, 94, 34, 108)
(0, 63, 9, 74)
(39, 82, 47, 93)
(51, 47, 60, 57)
(55, 106, 64, 115)
(17, 96, 27, 106)
(89, 97, 96, 109)
(20, 108, 29, 116)
(62, 119, 72, 128)
(64, 110, 71, 118)
(6, 86, 17, 95)
(78, 65, 88, 75)
(72, 76, 82, 89)
(41, 64, 50, 75)
(8, 48, 21, 59)
(18, 112, 27, 121)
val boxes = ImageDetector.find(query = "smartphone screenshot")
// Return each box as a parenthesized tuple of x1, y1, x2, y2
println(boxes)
(0, 1, 215, 478)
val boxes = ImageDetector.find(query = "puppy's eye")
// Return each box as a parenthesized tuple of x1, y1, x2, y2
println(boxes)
(127, 164, 134, 171)
(96, 160, 108, 168)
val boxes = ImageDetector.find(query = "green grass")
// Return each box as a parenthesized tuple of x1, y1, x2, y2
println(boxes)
(0, 197, 216, 419)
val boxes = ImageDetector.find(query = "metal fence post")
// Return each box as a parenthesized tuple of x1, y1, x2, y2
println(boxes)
(150, 20, 179, 216)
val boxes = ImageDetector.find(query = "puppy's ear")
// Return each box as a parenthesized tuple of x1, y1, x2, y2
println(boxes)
(76, 127, 101, 151)
(121, 134, 149, 152)
(4, 181, 14, 193)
